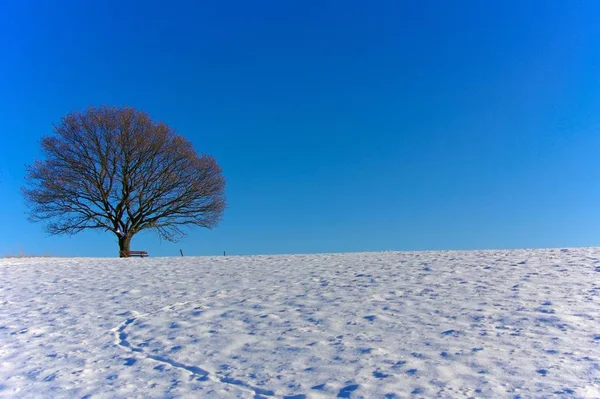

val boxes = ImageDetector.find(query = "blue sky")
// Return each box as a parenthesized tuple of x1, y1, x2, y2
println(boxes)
(2, 1, 600, 257)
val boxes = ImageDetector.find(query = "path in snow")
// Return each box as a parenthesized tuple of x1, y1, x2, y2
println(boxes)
(111, 304, 277, 398)
(1, 248, 599, 398)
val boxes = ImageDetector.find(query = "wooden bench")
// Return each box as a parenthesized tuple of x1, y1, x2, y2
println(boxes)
(120, 250, 148, 258)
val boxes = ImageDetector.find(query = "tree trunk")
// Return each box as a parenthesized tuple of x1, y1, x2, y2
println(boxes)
(119, 235, 132, 257)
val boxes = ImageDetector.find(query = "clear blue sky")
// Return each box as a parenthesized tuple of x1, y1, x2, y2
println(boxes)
(2, 1, 600, 257)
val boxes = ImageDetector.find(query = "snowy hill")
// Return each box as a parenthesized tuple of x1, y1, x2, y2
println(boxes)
(1, 249, 599, 398)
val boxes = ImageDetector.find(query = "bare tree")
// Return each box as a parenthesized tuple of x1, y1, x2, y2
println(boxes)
(23, 106, 226, 256)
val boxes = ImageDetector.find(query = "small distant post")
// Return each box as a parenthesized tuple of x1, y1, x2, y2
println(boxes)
(223, 251, 226, 257)
(180, 249, 184, 257)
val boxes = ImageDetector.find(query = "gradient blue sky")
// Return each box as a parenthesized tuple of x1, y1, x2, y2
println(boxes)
(2, 1, 600, 257)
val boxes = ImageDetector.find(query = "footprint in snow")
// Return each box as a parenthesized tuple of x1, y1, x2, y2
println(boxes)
(393, 360, 407, 368)
(441, 329, 461, 337)
(536, 307, 555, 314)
(337, 384, 359, 398)
(554, 388, 575, 395)
(123, 358, 137, 366)
(373, 371, 390, 379)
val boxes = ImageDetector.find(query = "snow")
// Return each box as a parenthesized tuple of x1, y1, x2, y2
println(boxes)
(1, 248, 599, 398)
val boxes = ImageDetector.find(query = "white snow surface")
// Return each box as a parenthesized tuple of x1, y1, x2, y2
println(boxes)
(1, 248, 599, 398)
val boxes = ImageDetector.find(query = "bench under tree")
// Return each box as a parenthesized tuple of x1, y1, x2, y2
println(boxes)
(120, 250, 148, 258)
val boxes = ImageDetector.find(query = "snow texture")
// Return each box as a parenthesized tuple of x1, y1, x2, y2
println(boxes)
(1, 248, 599, 398)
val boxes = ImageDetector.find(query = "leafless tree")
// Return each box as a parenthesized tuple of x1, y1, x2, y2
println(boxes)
(23, 106, 226, 256)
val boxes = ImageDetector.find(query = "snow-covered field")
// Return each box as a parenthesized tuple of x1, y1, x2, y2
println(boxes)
(1, 248, 599, 398)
